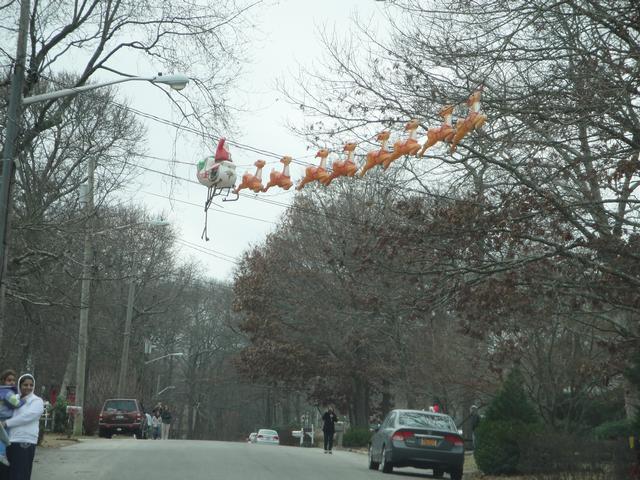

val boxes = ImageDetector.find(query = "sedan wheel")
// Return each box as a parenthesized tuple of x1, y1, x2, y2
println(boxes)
(380, 446, 393, 474)
(432, 468, 444, 478)
(368, 444, 379, 470)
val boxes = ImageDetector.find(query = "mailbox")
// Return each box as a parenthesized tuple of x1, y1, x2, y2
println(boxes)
(65, 405, 82, 416)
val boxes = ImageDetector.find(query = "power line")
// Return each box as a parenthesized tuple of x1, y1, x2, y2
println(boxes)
(175, 239, 240, 265)
(125, 188, 277, 225)
(177, 238, 239, 262)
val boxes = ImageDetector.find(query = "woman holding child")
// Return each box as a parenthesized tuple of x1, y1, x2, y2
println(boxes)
(0, 372, 44, 480)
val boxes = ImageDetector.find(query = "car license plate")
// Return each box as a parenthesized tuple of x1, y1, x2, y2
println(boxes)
(421, 438, 437, 447)
(115, 415, 124, 419)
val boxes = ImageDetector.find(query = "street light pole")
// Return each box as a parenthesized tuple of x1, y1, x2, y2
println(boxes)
(0, 0, 30, 342)
(72, 157, 95, 437)
(116, 279, 136, 396)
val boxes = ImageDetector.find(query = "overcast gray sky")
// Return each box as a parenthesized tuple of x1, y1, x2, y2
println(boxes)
(114, 0, 386, 282)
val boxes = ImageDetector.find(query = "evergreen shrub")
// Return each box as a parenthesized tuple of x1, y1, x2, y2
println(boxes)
(52, 398, 69, 434)
(474, 369, 540, 475)
(592, 418, 633, 440)
(342, 427, 372, 448)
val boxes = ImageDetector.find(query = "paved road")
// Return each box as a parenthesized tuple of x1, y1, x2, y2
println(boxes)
(31, 438, 455, 480)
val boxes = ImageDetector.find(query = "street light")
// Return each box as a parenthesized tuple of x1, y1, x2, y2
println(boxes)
(22, 73, 189, 105)
(145, 352, 184, 365)
(156, 385, 176, 397)
(92, 219, 171, 237)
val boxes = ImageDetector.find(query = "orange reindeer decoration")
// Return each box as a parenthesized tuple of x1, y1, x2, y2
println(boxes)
(450, 90, 487, 153)
(263, 156, 293, 192)
(296, 149, 332, 190)
(385, 119, 421, 169)
(418, 105, 455, 157)
(233, 159, 266, 194)
(327, 142, 358, 184)
(361, 131, 391, 177)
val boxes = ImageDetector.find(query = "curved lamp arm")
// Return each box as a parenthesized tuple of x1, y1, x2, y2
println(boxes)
(23, 74, 189, 105)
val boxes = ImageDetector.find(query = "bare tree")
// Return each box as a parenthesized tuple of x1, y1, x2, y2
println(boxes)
(281, 0, 640, 418)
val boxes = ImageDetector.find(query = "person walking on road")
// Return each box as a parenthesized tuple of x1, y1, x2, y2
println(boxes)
(0, 374, 44, 480)
(160, 405, 172, 440)
(321, 407, 338, 454)
(470, 405, 480, 450)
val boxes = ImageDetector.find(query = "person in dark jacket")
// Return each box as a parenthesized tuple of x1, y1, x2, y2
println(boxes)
(469, 405, 480, 450)
(321, 407, 338, 454)
(160, 405, 172, 440)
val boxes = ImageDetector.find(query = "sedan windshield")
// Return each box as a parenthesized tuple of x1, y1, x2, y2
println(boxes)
(398, 412, 456, 432)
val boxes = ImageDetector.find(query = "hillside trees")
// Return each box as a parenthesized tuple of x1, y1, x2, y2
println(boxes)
(281, 0, 640, 420)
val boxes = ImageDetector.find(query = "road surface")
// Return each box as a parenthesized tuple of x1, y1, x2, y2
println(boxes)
(32, 438, 457, 479)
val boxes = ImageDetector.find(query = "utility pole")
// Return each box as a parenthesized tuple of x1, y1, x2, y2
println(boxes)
(117, 279, 136, 396)
(73, 157, 95, 436)
(0, 0, 31, 343)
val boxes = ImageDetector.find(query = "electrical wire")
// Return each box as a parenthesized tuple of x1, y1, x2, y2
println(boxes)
(124, 188, 277, 225)
(175, 239, 240, 265)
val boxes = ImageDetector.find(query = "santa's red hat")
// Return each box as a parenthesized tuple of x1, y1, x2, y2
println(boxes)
(215, 138, 231, 162)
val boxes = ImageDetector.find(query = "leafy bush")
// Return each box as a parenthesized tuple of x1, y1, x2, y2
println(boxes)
(474, 369, 540, 475)
(592, 419, 633, 440)
(519, 432, 633, 477)
(579, 388, 626, 429)
(52, 398, 69, 434)
(342, 427, 372, 448)
(475, 420, 540, 475)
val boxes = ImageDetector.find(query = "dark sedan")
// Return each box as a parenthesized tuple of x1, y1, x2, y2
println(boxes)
(368, 409, 464, 479)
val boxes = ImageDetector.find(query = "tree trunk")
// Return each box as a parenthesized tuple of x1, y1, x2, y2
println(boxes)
(623, 375, 639, 420)
(351, 376, 370, 428)
(264, 388, 273, 426)
(381, 380, 393, 419)
(58, 349, 77, 402)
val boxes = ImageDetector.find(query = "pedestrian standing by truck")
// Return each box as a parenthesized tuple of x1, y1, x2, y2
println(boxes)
(321, 407, 338, 454)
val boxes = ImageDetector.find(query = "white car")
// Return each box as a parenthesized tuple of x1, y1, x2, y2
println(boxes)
(255, 429, 279, 445)
(248, 432, 257, 443)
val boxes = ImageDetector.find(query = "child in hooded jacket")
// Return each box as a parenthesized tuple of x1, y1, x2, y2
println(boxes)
(0, 369, 24, 467)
